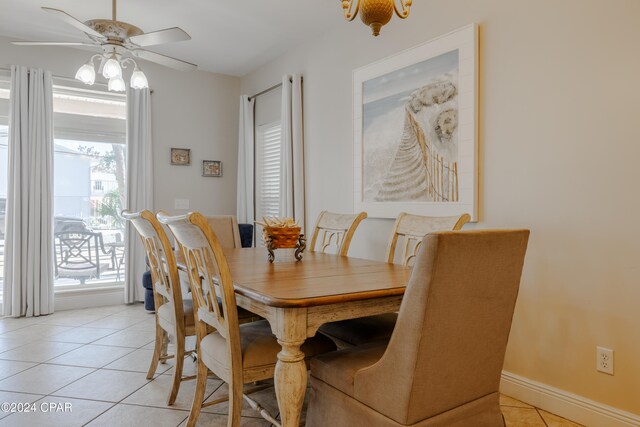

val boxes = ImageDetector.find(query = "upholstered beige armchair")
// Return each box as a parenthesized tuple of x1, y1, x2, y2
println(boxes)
(307, 230, 530, 427)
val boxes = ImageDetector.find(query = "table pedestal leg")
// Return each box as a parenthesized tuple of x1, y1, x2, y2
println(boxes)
(274, 339, 307, 427)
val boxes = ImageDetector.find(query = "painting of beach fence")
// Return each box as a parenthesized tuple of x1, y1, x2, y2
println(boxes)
(353, 24, 478, 220)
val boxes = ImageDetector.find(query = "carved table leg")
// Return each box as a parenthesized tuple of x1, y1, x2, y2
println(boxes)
(273, 308, 308, 427)
(275, 340, 307, 427)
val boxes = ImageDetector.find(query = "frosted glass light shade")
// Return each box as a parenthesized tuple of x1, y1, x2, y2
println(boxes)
(108, 76, 126, 92)
(75, 63, 95, 85)
(130, 69, 149, 89)
(102, 57, 122, 79)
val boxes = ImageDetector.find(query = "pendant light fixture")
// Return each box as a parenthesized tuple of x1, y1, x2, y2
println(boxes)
(341, 0, 412, 36)
(101, 53, 122, 79)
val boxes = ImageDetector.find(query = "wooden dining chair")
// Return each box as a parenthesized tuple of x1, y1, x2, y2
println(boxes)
(122, 210, 196, 406)
(306, 230, 530, 427)
(308, 210, 368, 256)
(386, 212, 471, 266)
(158, 211, 336, 427)
(174, 215, 242, 284)
(203, 215, 242, 248)
(124, 210, 258, 406)
(319, 212, 471, 347)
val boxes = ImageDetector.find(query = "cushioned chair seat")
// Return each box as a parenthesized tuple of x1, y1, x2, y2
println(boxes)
(318, 313, 397, 346)
(200, 320, 336, 370)
(311, 341, 387, 396)
(157, 299, 195, 327)
(157, 298, 257, 329)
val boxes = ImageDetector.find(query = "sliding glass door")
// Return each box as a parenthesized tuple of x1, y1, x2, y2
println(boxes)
(52, 83, 126, 288)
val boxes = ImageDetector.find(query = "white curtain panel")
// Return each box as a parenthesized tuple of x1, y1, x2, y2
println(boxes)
(280, 74, 306, 231)
(3, 65, 54, 317)
(124, 88, 153, 303)
(236, 95, 255, 226)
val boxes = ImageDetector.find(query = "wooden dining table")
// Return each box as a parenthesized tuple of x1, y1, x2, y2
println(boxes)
(221, 247, 412, 427)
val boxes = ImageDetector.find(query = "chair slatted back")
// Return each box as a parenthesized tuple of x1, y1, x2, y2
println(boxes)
(122, 210, 184, 320)
(158, 212, 242, 382)
(386, 213, 471, 266)
(308, 211, 367, 256)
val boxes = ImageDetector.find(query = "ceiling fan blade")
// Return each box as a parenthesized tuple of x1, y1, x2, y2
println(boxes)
(42, 7, 105, 40)
(133, 50, 197, 71)
(129, 27, 191, 47)
(12, 41, 97, 46)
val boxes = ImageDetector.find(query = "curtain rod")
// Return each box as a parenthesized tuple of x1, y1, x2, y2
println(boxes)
(248, 76, 303, 101)
(0, 66, 108, 88)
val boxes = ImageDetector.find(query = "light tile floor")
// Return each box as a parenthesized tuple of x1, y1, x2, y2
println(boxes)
(0, 304, 584, 427)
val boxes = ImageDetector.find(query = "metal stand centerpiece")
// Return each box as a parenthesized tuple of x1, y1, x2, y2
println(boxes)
(263, 227, 306, 263)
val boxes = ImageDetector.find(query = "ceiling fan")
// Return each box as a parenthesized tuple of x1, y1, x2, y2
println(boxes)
(12, 0, 197, 90)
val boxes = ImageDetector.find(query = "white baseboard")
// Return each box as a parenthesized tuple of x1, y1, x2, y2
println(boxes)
(500, 371, 640, 427)
(54, 286, 125, 311)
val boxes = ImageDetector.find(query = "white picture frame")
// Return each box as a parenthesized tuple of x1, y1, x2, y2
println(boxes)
(353, 23, 478, 220)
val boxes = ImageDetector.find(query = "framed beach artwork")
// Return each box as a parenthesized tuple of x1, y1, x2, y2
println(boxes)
(353, 24, 478, 220)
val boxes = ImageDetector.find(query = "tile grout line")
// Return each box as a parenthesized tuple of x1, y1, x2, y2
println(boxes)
(49, 308, 157, 426)
(0, 309, 154, 402)
(43, 320, 157, 397)
(0, 341, 98, 387)
(0, 366, 99, 424)
(70, 309, 212, 426)
(535, 407, 550, 427)
(79, 365, 226, 426)
(3, 316, 157, 425)
(0, 311, 146, 359)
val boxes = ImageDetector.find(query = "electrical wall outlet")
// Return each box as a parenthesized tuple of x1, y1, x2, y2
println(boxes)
(596, 347, 614, 375)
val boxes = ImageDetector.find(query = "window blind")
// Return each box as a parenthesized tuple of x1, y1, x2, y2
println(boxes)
(52, 82, 126, 144)
(255, 121, 282, 220)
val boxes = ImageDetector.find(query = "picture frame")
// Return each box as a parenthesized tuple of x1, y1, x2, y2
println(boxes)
(170, 148, 191, 166)
(202, 160, 222, 177)
(353, 23, 478, 221)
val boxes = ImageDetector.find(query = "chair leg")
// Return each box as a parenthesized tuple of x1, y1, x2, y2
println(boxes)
(227, 380, 243, 427)
(186, 357, 208, 427)
(167, 337, 185, 405)
(160, 330, 169, 364)
(147, 323, 164, 379)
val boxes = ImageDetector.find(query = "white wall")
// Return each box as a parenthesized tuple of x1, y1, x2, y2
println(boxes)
(240, 0, 640, 416)
(0, 36, 240, 216)
(149, 65, 239, 215)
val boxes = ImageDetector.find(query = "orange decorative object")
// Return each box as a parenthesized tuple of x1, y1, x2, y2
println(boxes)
(341, 0, 412, 36)
(264, 226, 301, 249)
(257, 217, 306, 262)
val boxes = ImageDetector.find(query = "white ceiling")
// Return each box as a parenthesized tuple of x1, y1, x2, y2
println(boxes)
(0, 0, 342, 76)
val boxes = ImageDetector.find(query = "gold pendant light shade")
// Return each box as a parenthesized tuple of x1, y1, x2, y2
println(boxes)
(342, 0, 412, 36)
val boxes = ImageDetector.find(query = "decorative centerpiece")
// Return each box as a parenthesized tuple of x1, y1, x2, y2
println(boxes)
(257, 217, 306, 263)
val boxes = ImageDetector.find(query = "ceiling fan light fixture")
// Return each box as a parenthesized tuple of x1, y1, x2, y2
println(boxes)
(21, 0, 197, 91)
(130, 68, 149, 90)
(102, 55, 122, 79)
(108, 75, 126, 92)
(75, 62, 96, 85)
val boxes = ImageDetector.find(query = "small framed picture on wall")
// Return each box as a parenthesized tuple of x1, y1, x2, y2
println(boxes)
(202, 160, 222, 177)
(170, 148, 191, 166)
